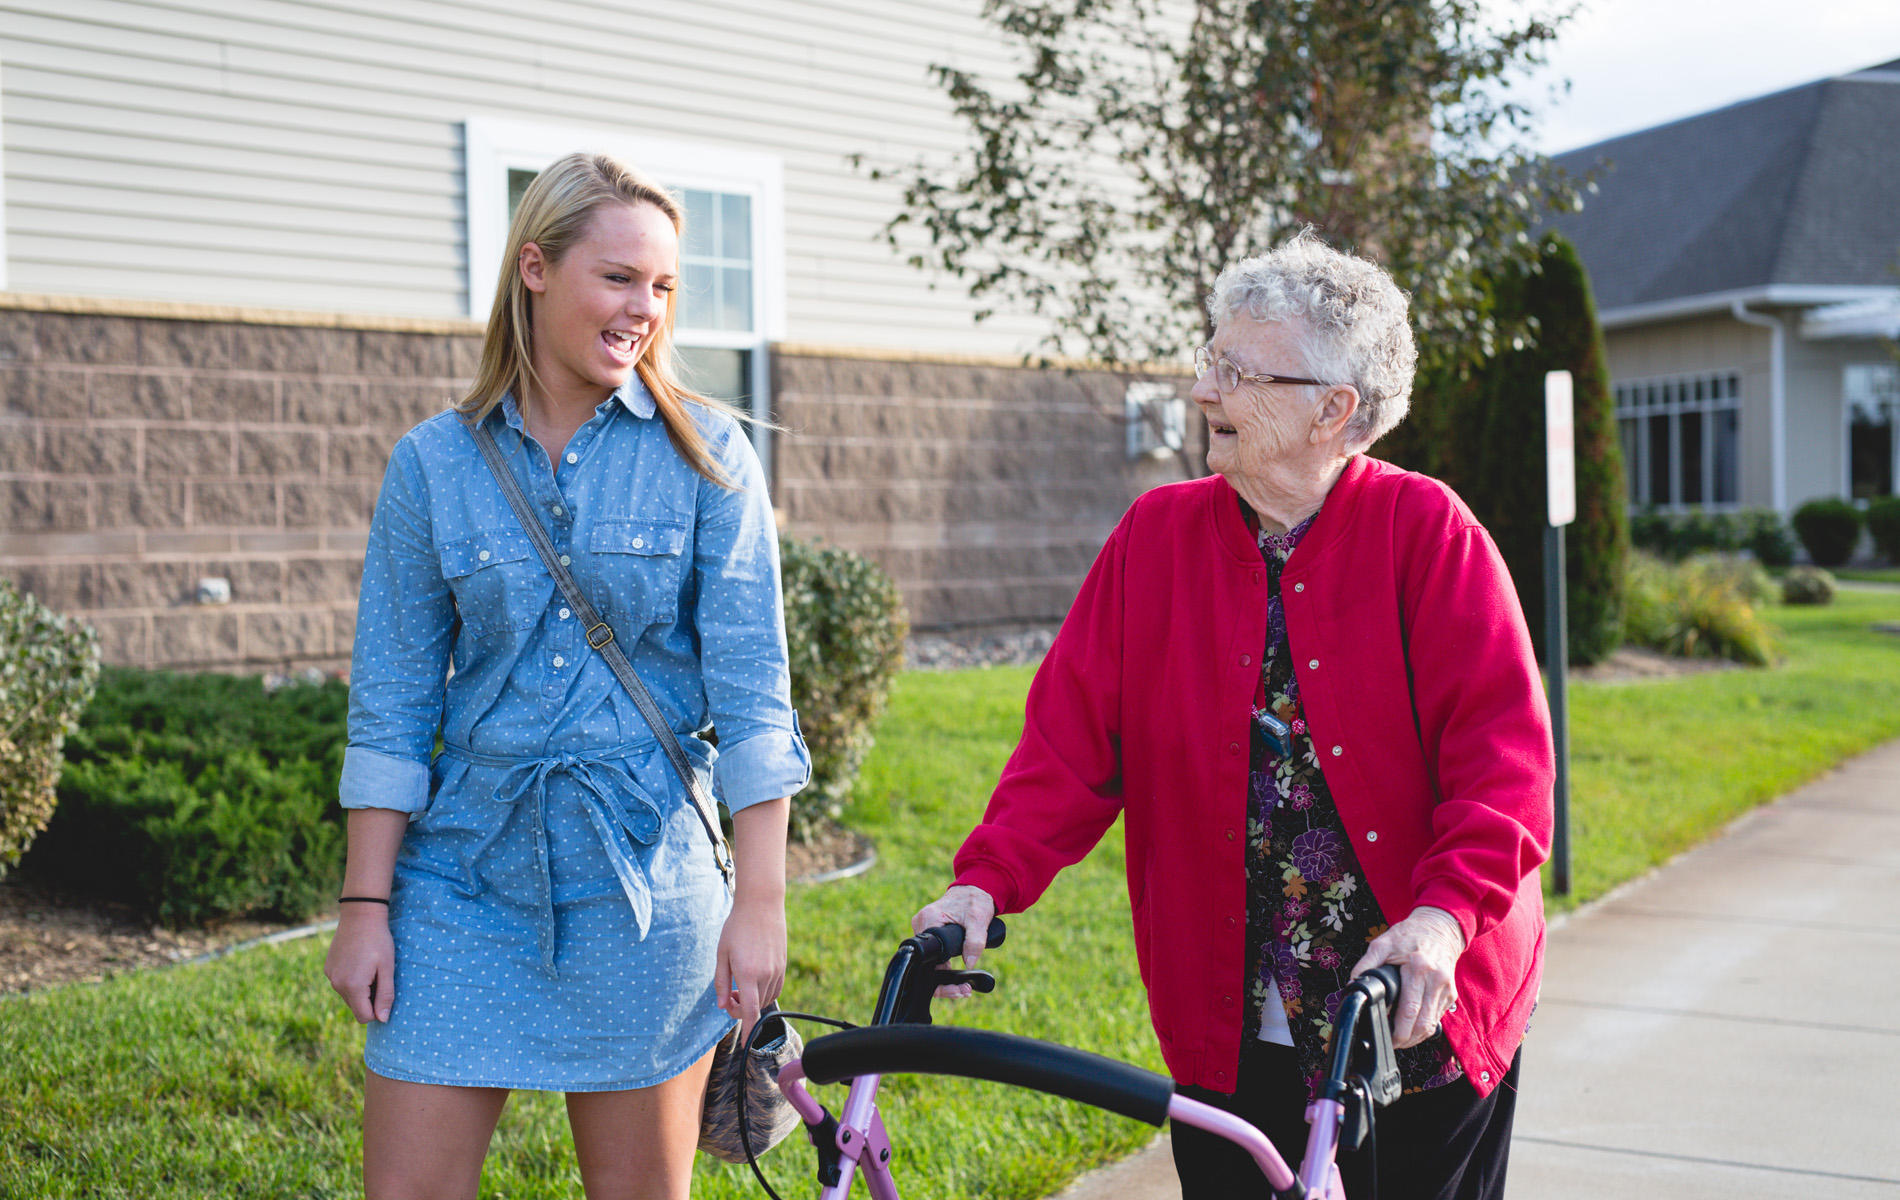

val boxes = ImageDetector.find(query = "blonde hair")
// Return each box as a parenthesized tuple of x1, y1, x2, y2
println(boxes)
(458, 151, 738, 486)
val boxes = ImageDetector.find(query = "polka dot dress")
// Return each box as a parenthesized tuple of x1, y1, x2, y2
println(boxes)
(340, 381, 811, 1091)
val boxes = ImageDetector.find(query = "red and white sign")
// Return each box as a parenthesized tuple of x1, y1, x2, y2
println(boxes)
(1546, 370, 1576, 528)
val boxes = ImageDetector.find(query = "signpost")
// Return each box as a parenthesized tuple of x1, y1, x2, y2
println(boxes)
(1544, 371, 1575, 896)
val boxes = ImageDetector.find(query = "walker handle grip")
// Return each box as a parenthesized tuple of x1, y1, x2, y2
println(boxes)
(915, 917, 1008, 964)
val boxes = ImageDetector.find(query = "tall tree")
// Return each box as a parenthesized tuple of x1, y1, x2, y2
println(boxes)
(863, 0, 1581, 377)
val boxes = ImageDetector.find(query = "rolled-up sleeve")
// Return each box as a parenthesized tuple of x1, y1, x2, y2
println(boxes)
(693, 421, 811, 813)
(341, 438, 455, 814)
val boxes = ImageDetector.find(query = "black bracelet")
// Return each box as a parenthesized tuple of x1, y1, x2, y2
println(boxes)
(338, 895, 390, 905)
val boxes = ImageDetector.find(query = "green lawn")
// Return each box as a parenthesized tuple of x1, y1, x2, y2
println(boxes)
(1832, 567, 1900, 584)
(6, 590, 1900, 1199)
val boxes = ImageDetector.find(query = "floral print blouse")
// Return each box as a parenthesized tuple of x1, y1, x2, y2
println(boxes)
(1243, 501, 1463, 1098)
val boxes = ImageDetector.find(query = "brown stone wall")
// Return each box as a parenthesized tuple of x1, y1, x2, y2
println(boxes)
(1, 308, 1193, 672)
(772, 349, 1194, 629)
(0, 303, 480, 672)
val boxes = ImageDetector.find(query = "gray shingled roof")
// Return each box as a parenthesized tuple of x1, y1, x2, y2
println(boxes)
(1550, 59, 1900, 313)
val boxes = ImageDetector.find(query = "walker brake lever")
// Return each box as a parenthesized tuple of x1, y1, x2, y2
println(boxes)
(931, 968, 995, 994)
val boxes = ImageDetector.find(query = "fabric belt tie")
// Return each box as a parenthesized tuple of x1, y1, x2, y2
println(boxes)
(442, 740, 668, 978)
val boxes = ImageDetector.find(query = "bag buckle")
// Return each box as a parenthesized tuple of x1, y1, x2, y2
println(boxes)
(586, 622, 615, 649)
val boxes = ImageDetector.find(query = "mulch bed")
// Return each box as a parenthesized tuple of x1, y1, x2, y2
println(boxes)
(2, 823, 874, 998)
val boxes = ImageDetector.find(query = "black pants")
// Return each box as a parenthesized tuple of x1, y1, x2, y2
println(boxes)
(1171, 1040, 1521, 1200)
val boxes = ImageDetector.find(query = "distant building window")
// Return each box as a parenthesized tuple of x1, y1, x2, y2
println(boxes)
(1125, 382, 1186, 460)
(464, 118, 785, 471)
(1846, 363, 1899, 500)
(1614, 372, 1741, 509)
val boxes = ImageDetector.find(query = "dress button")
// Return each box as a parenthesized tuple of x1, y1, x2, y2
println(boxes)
(552, 655, 565, 668)
(1366, 830, 1379, 842)
(566, 452, 578, 464)
(1294, 582, 1305, 593)
(1308, 658, 1319, 670)
(559, 554, 571, 566)
(559, 608, 571, 620)
(477, 549, 491, 562)
(1331, 745, 1343, 756)
(632, 536, 645, 549)
(552, 505, 565, 517)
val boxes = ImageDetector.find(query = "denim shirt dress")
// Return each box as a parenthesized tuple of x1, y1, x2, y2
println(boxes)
(340, 379, 810, 1091)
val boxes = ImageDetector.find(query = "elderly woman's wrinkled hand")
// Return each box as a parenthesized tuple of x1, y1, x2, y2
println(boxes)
(911, 884, 997, 999)
(1351, 905, 1465, 1049)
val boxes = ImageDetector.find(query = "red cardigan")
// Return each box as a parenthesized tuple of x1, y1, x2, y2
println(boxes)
(952, 456, 1553, 1098)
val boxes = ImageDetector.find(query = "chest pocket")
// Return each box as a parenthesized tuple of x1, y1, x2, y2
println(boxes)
(587, 517, 689, 633)
(438, 530, 549, 640)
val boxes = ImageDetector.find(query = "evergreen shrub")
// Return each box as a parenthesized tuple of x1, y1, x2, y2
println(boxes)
(779, 536, 908, 842)
(1790, 498, 1863, 567)
(24, 669, 348, 925)
(1739, 509, 1797, 568)
(1866, 496, 1900, 564)
(1378, 234, 1628, 665)
(0, 582, 100, 875)
(1780, 566, 1836, 606)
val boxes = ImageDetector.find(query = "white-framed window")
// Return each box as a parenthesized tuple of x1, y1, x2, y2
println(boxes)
(1124, 381, 1186, 459)
(1614, 372, 1742, 509)
(1846, 362, 1899, 500)
(464, 118, 786, 470)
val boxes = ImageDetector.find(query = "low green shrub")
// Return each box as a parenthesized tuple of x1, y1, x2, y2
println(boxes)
(1628, 507, 1793, 566)
(779, 536, 908, 842)
(1623, 552, 1779, 666)
(1791, 498, 1863, 567)
(34, 732, 341, 926)
(1867, 496, 1900, 564)
(1738, 509, 1797, 568)
(23, 669, 348, 925)
(0, 581, 101, 876)
(1781, 565, 1837, 606)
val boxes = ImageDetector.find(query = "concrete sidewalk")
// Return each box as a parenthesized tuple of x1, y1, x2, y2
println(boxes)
(1059, 740, 1900, 1198)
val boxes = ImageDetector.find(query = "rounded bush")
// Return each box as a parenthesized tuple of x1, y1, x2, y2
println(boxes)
(1739, 509, 1796, 568)
(1867, 496, 1900, 564)
(0, 581, 100, 876)
(1791, 498, 1863, 567)
(1780, 565, 1836, 606)
(779, 536, 908, 843)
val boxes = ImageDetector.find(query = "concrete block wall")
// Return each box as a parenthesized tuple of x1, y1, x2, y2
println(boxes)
(0, 301, 480, 672)
(1, 303, 1192, 671)
(772, 347, 1193, 629)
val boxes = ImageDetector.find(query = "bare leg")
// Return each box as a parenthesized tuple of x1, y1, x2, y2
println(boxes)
(363, 1069, 510, 1200)
(565, 1045, 719, 1200)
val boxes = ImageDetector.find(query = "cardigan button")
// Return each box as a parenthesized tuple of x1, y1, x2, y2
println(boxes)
(1480, 1071, 1491, 1084)
(1226, 916, 1236, 928)
(1225, 828, 1236, 841)
(1228, 742, 1241, 756)
(1308, 658, 1319, 670)
(1253, 570, 1263, 584)
(1365, 830, 1379, 842)
(1294, 582, 1305, 593)
(1222, 995, 1235, 1007)
(1331, 745, 1343, 757)
(1240, 654, 1251, 667)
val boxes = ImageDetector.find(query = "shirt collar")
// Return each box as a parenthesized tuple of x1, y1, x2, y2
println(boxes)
(496, 375, 657, 430)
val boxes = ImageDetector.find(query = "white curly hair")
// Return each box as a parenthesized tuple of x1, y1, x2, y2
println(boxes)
(1207, 229, 1418, 451)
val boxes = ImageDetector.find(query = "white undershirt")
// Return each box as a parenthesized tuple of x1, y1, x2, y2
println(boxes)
(1256, 975, 1295, 1046)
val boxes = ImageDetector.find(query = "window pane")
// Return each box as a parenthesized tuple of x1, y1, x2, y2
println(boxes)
(682, 189, 715, 259)
(1648, 413, 1672, 504)
(1850, 399, 1894, 499)
(679, 262, 716, 329)
(1620, 417, 1641, 504)
(717, 266, 753, 332)
(673, 346, 752, 410)
(720, 192, 752, 261)
(1714, 409, 1740, 504)
(1679, 410, 1705, 505)
(507, 168, 538, 223)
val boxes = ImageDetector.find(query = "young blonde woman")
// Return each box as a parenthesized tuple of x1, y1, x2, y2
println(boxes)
(323, 152, 809, 1200)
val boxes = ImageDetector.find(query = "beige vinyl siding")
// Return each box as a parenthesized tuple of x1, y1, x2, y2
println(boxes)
(0, 0, 1066, 355)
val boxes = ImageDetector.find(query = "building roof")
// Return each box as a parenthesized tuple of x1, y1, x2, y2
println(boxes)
(1551, 58, 1900, 316)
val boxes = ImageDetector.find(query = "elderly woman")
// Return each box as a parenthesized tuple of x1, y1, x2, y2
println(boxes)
(913, 231, 1553, 1200)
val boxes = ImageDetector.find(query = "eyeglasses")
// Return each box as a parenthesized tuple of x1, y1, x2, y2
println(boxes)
(1193, 345, 1331, 394)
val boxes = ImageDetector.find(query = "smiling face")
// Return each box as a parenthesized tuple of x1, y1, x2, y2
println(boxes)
(519, 200, 679, 406)
(1191, 316, 1331, 482)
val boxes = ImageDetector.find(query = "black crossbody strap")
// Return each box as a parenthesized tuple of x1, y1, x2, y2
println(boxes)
(466, 417, 735, 890)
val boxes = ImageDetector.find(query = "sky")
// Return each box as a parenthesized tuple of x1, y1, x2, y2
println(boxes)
(1494, 0, 1900, 154)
